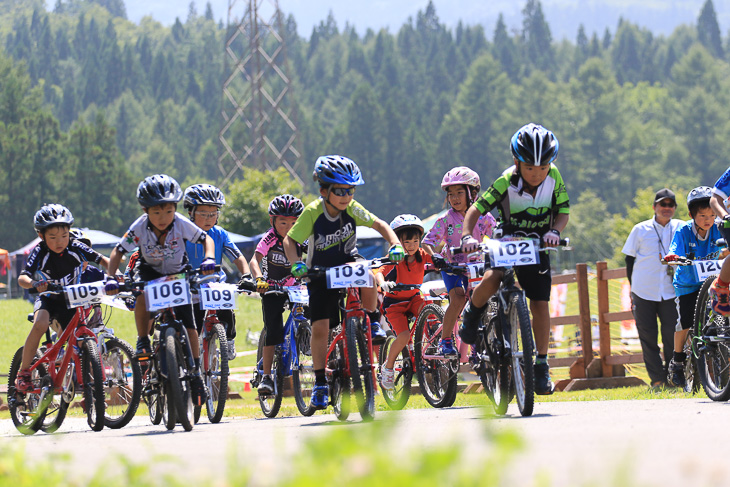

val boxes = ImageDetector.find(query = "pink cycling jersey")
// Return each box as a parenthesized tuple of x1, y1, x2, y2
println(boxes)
(255, 227, 301, 287)
(422, 208, 496, 263)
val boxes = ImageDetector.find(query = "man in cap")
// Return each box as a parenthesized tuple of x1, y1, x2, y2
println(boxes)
(622, 188, 683, 388)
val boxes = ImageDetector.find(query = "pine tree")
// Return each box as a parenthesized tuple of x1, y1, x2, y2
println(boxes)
(697, 0, 723, 58)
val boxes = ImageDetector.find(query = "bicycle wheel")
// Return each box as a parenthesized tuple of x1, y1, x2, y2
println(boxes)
(693, 276, 730, 401)
(41, 356, 73, 434)
(8, 347, 52, 435)
(509, 293, 535, 417)
(101, 337, 141, 429)
(475, 312, 510, 415)
(331, 338, 350, 421)
(378, 334, 413, 410)
(682, 327, 700, 394)
(144, 359, 163, 425)
(414, 304, 458, 408)
(174, 332, 195, 431)
(256, 329, 284, 418)
(346, 316, 375, 420)
(81, 339, 106, 431)
(203, 323, 229, 423)
(293, 323, 315, 416)
(163, 328, 182, 430)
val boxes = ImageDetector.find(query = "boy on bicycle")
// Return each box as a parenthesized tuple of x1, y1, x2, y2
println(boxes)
(460, 123, 569, 395)
(105, 174, 216, 406)
(250, 194, 305, 396)
(183, 184, 254, 359)
(663, 187, 723, 389)
(16, 205, 113, 392)
(282, 155, 405, 409)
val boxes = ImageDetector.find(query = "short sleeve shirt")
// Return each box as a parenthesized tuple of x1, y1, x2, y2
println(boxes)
(21, 240, 103, 286)
(473, 164, 570, 236)
(713, 167, 730, 202)
(622, 217, 683, 301)
(255, 227, 303, 285)
(375, 248, 433, 300)
(287, 198, 376, 268)
(669, 220, 724, 296)
(422, 209, 496, 263)
(116, 213, 206, 275)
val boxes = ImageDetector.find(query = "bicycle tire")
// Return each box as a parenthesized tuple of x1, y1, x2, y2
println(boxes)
(163, 328, 181, 430)
(101, 337, 141, 429)
(145, 356, 163, 426)
(8, 347, 49, 435)
(414, 303, 458, 408)
(509, 293, 535, 417)
(256, 329, 284, 418)
(331, 338, 350, 421)
(293, 323, 315, 416)
(681, 327, 699, 394)
(476, 313, 510, 415)
(174, 334, 195, 431)
(81, 339, 106, 431)
(693, 275, 730, 401)
(204, 323, 229, 423)
(346, 316, 375, 420)
(378, 334, 413, 410)
(39, 352, 72, 434)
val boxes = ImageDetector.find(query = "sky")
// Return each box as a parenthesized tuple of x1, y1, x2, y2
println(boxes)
(123, 0, 729, 41)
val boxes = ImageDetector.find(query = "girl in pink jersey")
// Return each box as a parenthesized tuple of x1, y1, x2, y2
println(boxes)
(422, 167, 496, 356)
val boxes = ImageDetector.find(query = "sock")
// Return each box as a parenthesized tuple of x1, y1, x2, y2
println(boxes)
(367, 310, 381, 327)
(314, 369, 326, 386)
(194, 358, 201, 369)
(717, 277, 730, 288)
(535, 355, 548, 365)
(673, 352, 687, 363)
(465, 301, 487, 316)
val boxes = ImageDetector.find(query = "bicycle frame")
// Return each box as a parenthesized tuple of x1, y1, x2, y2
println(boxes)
(254, 296, 308, 383)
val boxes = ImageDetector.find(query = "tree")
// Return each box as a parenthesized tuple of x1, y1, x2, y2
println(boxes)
(493, 14, 518, 80)
(521, 0, 554, 75)
(697, 0, 723, 58)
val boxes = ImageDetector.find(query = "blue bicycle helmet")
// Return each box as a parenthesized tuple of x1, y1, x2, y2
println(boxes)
(137, 174, 183, 208)
(510, 123, 559, 166)
(34, 204, 74, 231)
(312, 155, 365, 186)
(183, 184, 226, 212)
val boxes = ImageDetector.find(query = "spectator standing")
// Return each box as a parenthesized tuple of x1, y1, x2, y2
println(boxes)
(621, 188, 683, 388)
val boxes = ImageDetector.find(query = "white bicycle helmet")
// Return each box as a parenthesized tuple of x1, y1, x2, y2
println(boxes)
(390, 214, 424, 237)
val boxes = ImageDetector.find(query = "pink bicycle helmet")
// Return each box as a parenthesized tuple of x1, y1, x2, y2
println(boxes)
(440, 166, 481, 192)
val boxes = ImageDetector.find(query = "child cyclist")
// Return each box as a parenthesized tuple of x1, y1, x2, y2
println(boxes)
(250, 194, 305, 396)
(105, 174, 216, 406)
(282, 155, 405, 409)
(376, 214, 435, 390)
(183, 183, 254, 359)
(422, 167, 496, 356)
(663, 187, 723, 388)
(460, 123, 569, 395)
(708, 167, 730, 315)
(16, 205, 113, 392)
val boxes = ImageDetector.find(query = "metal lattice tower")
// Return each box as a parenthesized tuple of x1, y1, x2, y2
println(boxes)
(218, 0, 302, 187)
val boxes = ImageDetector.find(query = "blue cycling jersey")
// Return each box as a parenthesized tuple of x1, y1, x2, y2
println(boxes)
(713, 167, 730, 200)
(186, 226, 243, 280)
(669, 220, 723, 296)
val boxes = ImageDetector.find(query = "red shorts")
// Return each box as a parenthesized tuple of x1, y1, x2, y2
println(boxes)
(382, 294, 425, 335)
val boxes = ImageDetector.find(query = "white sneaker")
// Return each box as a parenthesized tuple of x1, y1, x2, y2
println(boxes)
(381, 367, 395, 390)
(227, 340, 237, 360)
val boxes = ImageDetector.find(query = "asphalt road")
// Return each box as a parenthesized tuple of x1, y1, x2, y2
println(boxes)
(0, 398, 727, 486)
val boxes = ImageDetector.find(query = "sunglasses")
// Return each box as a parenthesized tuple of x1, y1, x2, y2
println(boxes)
(656, 201, 676, 208)
(331, 187, 356, 197)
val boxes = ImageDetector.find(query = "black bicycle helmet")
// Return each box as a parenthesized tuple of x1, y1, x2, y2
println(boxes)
(268, 194, 304, 217)
(183, 184, 226, 212)
(687, 186, 713, 216)
(34, 204, 74, 231)
(137, 174, 182, 208)
(510, 123, 559, 166)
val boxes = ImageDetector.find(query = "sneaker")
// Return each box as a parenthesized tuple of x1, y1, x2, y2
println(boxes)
(135, 336, 151, 358)
(227, 339, 237, 360)
(370, 321, 387, 345)
(667, 359, 686, 389)
(711, 278, 730, 316)
(459, 302, 483, 345)
(381, 367, 395, 390)
(534, 362, 554, 395)
(190, 371, 207, 406)
(15, 369, 32, 393)
(311, 383, 329, 409)
(258, 375, 275, 396)
(437, 339, 458, 357)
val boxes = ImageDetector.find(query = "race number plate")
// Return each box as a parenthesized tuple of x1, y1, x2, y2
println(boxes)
(200, 282, 238, 310)
(489, 239, 539, 267)
(145, 275, 191, 311)
(286, 285, 309, 304)
(64, 281, 105, 308)
(694, 260, 724, 281)
(326, 262, 372, 289)
(467, 262, 485, 279)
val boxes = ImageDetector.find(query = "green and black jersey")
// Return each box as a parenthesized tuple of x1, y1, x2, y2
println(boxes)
(287, 198, 376, 268)
(473, 164, 569, 236)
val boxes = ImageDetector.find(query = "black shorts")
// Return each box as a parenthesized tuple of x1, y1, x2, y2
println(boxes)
(307, 276, 343, 329)
(261, 293, 289, 346)
(193, 303, 236, 338)
(513, 252, 552, 302)
(34, 296, 76, 330)
(135, 261, 196, 331)
(676, 290, 699, 331)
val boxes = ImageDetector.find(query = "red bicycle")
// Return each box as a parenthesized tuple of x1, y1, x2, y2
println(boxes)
(8, 282, 106, 435)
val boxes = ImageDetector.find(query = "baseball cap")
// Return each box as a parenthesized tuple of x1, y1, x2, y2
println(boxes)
(654, 188, 676, 204)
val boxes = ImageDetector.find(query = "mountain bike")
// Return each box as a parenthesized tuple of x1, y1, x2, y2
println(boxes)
(8, 282, 107, 435)
(250, 284, 313, 417)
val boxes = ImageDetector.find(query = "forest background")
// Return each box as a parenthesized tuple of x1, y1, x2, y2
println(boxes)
(0, 0, 725, 266)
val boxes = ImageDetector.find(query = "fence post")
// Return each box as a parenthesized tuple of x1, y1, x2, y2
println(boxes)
(576, 263, 592, 376)
(596, 261, 612, 377)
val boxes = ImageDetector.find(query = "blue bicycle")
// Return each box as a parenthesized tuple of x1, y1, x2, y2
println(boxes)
(251, 285, 314, 417)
